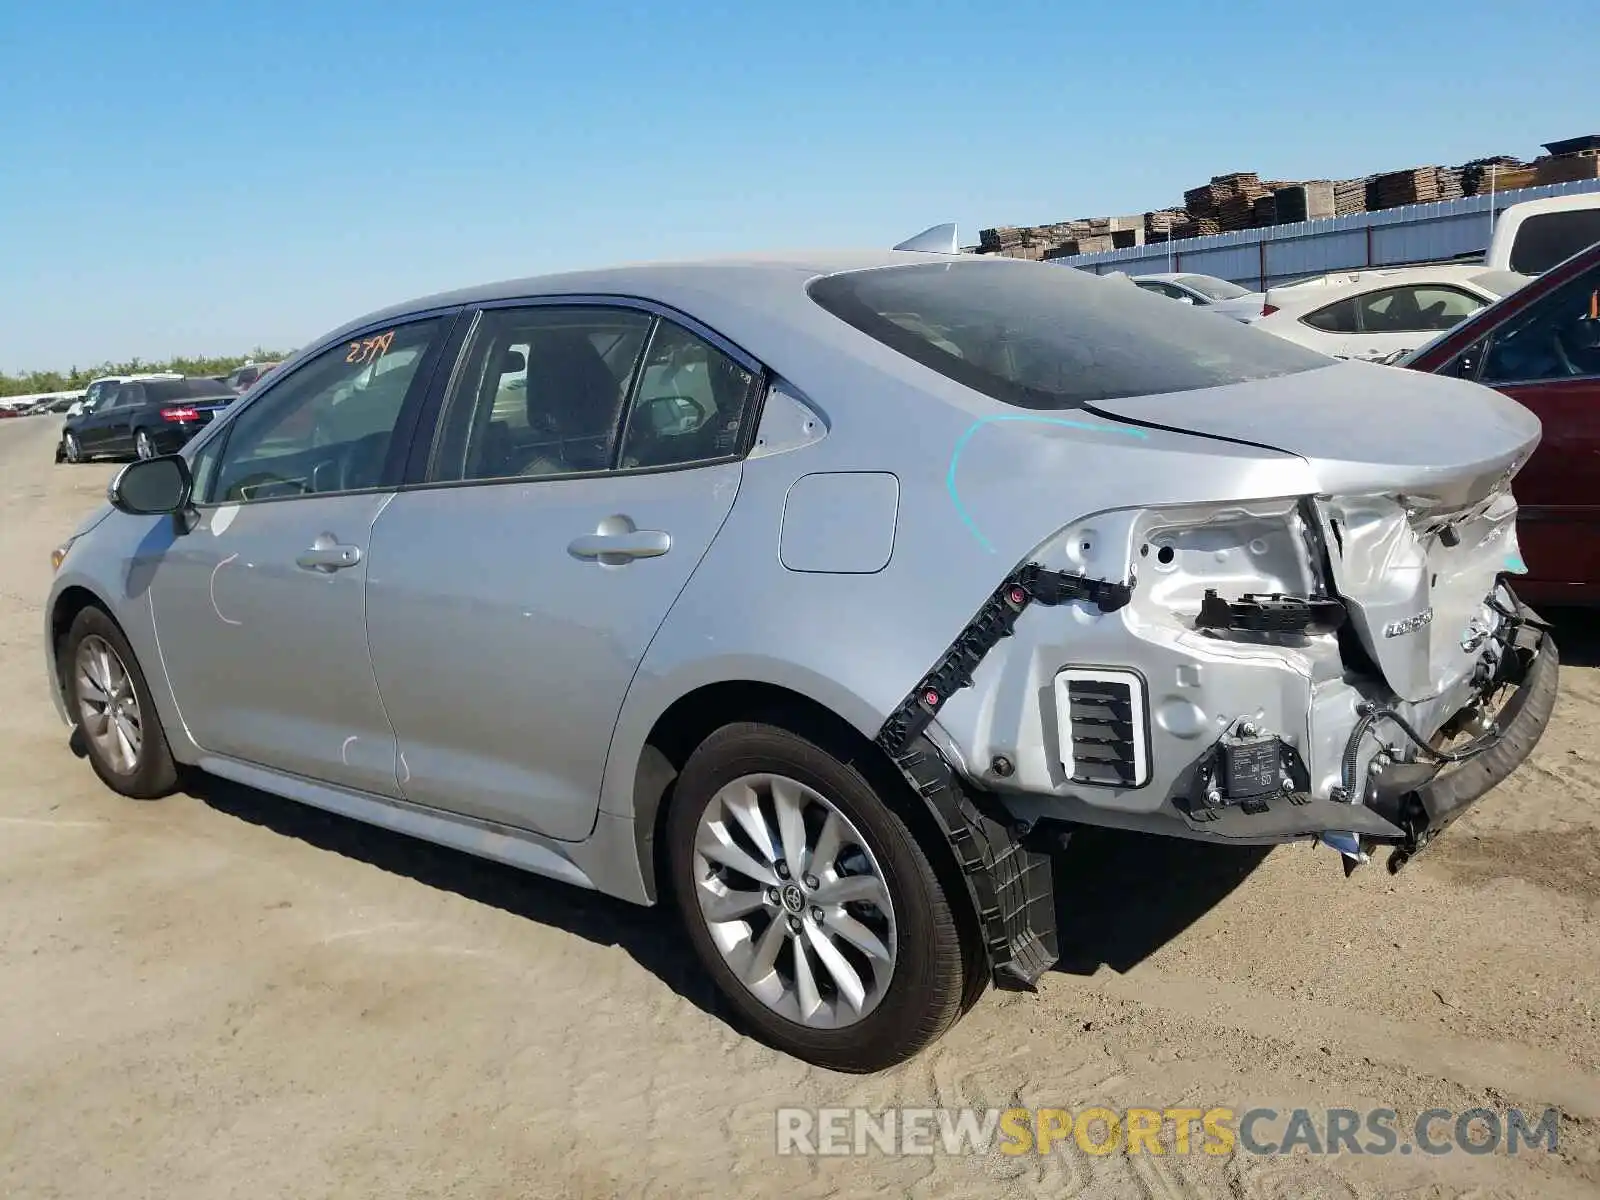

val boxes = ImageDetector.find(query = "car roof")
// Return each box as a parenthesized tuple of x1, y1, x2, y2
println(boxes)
(322, 250, 976, 346)
(1265, 263, 1528, 309)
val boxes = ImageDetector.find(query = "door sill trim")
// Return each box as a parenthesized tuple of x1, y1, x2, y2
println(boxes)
(194, 754, 598, 891)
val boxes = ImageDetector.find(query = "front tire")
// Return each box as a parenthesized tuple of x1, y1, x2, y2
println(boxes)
(666, 722, 967, 1072)
(60, 607, 179, 799)
(62, 432, 82, 463)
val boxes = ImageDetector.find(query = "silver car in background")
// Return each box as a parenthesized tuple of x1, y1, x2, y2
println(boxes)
(45, 245, 1557, 1071)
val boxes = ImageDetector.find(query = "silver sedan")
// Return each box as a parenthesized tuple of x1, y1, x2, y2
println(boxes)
(44, 242, 1557, 1071)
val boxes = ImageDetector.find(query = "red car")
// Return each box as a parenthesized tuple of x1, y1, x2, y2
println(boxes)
(1403, 239, 1600, 605)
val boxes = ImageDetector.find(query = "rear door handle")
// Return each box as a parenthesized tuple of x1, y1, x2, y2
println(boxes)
(296, 539, 362, 572)
(568, 530, 671, 564)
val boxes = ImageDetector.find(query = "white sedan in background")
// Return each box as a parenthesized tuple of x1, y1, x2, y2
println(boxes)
(1251, 265, 1531, 362)
(1128, 272, 1265, 322)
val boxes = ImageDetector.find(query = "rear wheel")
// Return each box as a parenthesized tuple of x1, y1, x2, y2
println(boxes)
(666, 722, 967, 1072)
(60, 607, 179, 799)
(134, 429, 155, 460)
(62, 432, 81, 463)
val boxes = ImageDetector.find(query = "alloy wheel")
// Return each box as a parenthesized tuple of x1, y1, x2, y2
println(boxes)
(74, 634, 143, 775)
(692, 772, 897, 1029)
(63, 433, 81, 463)
(135, 431, 154, 460)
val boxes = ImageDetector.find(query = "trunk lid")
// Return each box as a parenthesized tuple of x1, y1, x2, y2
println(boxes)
(1087, 360, 1542, 701)
(1084, 359, 1540, 502)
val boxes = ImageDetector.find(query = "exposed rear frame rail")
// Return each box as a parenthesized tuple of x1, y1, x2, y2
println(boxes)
(875, 562, 1134, 989)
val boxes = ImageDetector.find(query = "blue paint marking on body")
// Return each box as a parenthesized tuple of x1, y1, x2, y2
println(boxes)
(946, 414, 1149, 552)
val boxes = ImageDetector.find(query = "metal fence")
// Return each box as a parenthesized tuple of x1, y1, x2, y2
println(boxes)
(1048, 178, 1600, 290)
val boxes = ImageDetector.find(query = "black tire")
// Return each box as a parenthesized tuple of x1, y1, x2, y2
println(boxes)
(666, 722, 967, 1072)
(61, 432, 82, 463)
(59, 606, 179, 799)
(134, 429, 155, 460)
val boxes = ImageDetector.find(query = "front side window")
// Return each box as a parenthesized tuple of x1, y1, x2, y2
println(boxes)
(1480, 264, 1600, 384)
(1357, 286, 1483, 334)
(808, 261, 1328, 410)
(202, 316, 445, 503)
(433, 305, 757, 482)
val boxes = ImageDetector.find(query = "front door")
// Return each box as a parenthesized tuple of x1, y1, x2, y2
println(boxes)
(1473, 260, 1600, 599)
(79, 384, 137, 454)
(147, 313, 457, 793)
(365, 303, 763, 841)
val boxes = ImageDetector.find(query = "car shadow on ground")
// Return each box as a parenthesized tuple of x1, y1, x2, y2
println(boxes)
(1048, 827, 1271, 976)
(187, 769, 1267, 1005)
(184, 773, 725, 1021)
(179, 604, 1590, 1011)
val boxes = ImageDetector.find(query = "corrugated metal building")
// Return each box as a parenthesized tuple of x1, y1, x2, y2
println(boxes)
(1049, 178, 1600, 288)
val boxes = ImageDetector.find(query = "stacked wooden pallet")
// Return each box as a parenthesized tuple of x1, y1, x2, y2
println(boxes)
(1368, 168, 1440, 210)
(969, 132, 1594, 258)
(1143, 208, 1192, 242)
(1535, 152, 1600, 185)
(1459, 156, 1527, 195)
(1334, 178, 1368, 216)
(1184, 172, 1269, 232)
(1274, 181, 1336, 224)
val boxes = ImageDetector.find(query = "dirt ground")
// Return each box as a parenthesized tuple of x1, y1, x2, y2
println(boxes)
(2, 412, 1597, 1199)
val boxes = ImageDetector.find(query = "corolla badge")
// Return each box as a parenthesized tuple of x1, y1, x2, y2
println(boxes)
(1384, 608, 1435, 638)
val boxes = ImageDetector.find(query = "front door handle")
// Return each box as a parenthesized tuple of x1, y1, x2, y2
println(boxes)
(296, 536, 362, 573)
(568, 520, 671, 566)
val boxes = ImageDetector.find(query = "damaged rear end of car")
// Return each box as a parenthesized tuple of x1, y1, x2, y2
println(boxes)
(806, 259, 1560, 994)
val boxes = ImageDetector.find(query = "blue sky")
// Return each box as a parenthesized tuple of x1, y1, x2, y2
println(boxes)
(2, 0, 1593, 370)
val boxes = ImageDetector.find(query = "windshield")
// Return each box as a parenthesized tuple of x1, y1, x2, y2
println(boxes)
(1469, 270, 1533, 299)
(808, 260, 1330, 410)
(1179, 274, 1252, 301)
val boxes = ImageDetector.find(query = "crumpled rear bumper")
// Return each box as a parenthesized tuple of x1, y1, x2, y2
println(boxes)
(1174, 592, 1558, 859)
(1379, 600, 1558, 871)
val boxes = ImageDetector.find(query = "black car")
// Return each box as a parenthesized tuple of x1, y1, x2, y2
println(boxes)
(58, 378, 236, 464)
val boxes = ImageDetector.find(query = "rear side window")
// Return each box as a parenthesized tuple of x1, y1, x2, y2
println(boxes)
(1303, 298, 1359, 333)
(807, 261, 1328, 410)
(1357, 286, 1483, 333)
(144, 379, 234, 403)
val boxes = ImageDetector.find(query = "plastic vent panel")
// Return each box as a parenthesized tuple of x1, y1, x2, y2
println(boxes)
(1054, 668, 1149, 789)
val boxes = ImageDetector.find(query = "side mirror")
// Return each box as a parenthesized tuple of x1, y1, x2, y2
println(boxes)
(1175, 294, 1197, 305)
(108, 455, 193, 516)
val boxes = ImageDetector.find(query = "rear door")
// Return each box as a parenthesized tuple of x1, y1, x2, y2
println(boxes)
(1470, 258, 1600, 599)
(81, 384, 136, 453)
(364, 301, 764, 841)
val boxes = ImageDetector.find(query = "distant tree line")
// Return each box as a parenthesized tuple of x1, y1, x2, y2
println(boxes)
(0, 348, 297, 398)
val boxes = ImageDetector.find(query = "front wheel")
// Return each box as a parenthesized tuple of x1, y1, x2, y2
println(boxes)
(61, 432, 82, 463)
(666, 722, 969, 1072)
(60, 607, 179, 798)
